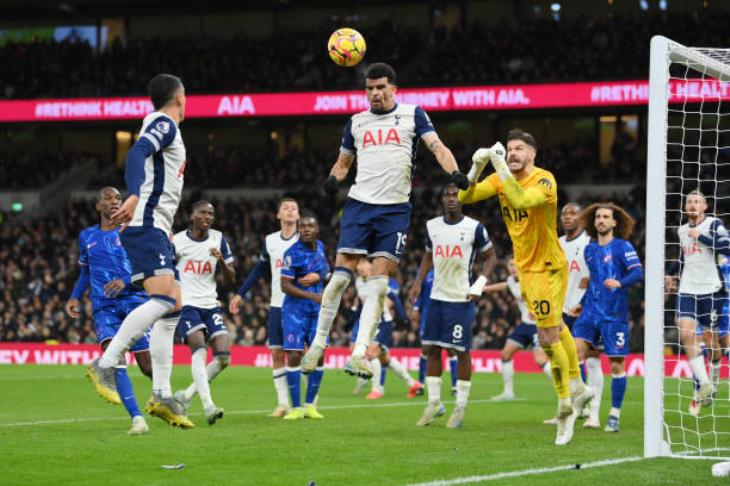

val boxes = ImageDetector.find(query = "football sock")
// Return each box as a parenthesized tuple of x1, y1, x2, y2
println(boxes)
(115, 366, 142, 418)
(312, 269, 352, 349)
(99, 296, 174, 368)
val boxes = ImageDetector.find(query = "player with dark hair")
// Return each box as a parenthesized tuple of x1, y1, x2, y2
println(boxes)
(230, 197, 300, 417)
(86, 73, 192, 429)
(172, 201, 235, 426)
(573, 202, 644, 432)
(411, 183, 496, 428)
(280, 211, 330, 420)
(302, 62, 470, 378)
(66, 187, 152, 435)
(459, 129, 593, 445)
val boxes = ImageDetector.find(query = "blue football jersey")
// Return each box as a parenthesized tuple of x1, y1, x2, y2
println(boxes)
(719, 254, 730, 292)
(582, 238, 643, 322)
(281, 240, 330, 316)
(75, 225, 147, 310)
(414, 270, 435, 314)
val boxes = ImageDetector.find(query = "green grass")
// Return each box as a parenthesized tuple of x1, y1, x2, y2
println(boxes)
(0, 365, 727, 485)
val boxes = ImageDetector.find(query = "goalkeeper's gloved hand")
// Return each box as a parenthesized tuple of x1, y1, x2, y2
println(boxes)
(324, 175, 339, 196)
(487, 142, 511, 180)
(467, 148, 490, 183)
(468, 275, 488, 300)
(449, 170, 470, 190)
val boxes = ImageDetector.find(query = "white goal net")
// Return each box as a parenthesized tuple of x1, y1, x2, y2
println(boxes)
(646, 35, 730, 460)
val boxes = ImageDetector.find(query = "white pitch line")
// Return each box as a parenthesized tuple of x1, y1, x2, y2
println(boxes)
(404, 456, 646, 486)
(0, 397, 523, 428)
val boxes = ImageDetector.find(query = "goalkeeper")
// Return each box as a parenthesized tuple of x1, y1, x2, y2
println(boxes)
(459, 129, 592, 446)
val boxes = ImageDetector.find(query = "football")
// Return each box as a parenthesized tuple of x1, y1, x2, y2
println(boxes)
(327, 28, 366, 67)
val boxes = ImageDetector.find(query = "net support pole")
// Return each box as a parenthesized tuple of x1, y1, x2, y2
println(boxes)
(644, 35, 671, 458)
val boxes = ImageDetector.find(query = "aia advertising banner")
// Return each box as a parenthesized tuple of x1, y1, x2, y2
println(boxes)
(0, 79, 727, 122)
(0, 342, 724, 378)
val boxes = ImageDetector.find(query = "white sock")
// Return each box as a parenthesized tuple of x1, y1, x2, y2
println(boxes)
(150, 316, 178, 399)
(689, 355, 711, 385)
(183, 354, 229, 401)
(456, 380, 471, 408)
(99, 297, 173, 368)
(388, 357, 415, 386)
(273, 367, 289, 407)
(312, 271, 351, 348)
(609, 406, 621, 418)
(542, 361, 552, 378)
(570, 377, 586, 396)
(353, 277, 388, 357)
(426, 376, 442, 404)
(191, 348, 214, 409)
(501, 360, 514, 395)
(710, 360, 721, 390)
(369, 358, 382, 392)
(586, 357, 604, 420)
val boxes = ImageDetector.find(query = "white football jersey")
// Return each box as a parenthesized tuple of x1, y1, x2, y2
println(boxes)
(130, 112, 186, 234)
(427, 215, 492, 303)
(174, 229, 233, 309)
(506, 275, 535, 324)
(263, 231, 299, 308)
(559, 231, 591, 313)
(678, 216, 728, 295)
(354, 276, 393, 322)
(341, 103, 435, 205)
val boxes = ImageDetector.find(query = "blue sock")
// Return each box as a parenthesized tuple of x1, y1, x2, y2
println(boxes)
(305, 368, 323, 405)
(580, 361, 587, 383)
(380, 368, 387, 387)
(418, 355, 427, 384)
(449, 356, 458, 388)
(286, 367, 302, 408)
(115, 367, 141, 419)
(611, 374, 627, 410)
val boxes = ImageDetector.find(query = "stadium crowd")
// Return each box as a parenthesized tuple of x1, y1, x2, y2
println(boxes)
(0, 185, 646, 351)
(1, 10, 728, 99)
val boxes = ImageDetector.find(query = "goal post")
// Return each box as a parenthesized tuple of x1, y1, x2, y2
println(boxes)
(645, 35, 730, 460)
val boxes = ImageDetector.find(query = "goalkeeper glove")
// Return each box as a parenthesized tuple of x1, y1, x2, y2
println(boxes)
(467, 148, 490, 184)
(468, 275, 488, 299)
(324, 175, 339, 196)
(487, 142, 511, 181)
(449, 170, 470, 190)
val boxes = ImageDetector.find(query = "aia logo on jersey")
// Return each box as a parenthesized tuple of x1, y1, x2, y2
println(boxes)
(362, 128, 401, 148)
(434, 244, 463, 258)
(183, 260, 213, 274)
(568, 260, 581, 272)
(683, 243, 702, 256)
(275, 258, 284, 269)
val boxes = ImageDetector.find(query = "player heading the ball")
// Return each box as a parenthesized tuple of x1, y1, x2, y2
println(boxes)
(301, 62, 470, 377)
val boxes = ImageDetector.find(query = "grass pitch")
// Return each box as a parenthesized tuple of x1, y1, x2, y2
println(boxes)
(1, 364, 727, 485)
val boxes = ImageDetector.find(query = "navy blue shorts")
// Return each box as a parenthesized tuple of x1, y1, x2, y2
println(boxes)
(283, 312, 325, 351)
(120, 226, 177, 283)
(352, 319, 394, 349)
(177, 306, 228, 341)
(507, 322, 540, 349)
(267, 306, 284, 349)
(678, 293, 729, 337)
(336, 198, 412, 262)
(562, 313, 577, 332)
(573, 314, 628, 357)
(422, 299, 475, 352)
(94, 296, 150, 353)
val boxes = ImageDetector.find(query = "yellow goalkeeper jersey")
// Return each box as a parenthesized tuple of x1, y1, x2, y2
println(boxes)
(458, 166, 566, 273)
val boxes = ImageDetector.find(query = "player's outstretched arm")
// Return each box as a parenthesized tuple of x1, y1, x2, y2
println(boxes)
(422, 132, 469, 189)
(482, 281, 508, 293)
(324, 152, 356, 195)
(486, 144, 551, 210)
